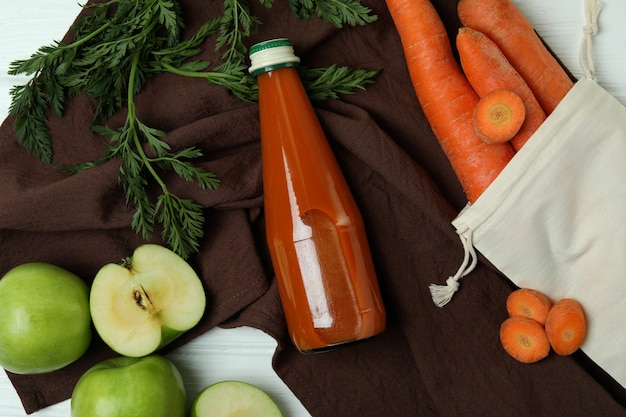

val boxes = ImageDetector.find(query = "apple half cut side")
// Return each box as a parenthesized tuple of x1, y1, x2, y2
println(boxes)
(90, 244, 206, 357)
(189, 380, 283, 417)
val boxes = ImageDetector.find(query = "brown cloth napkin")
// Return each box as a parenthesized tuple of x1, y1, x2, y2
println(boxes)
(1, 0, 625, 415)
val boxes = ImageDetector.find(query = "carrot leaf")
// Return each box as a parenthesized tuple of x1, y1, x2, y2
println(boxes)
(7, 0, 378, 259)
(288, 0, 378, 27)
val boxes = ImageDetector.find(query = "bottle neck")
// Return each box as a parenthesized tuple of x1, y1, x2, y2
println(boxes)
(251, 61, 299, 78)
(256, 65, 306, 100)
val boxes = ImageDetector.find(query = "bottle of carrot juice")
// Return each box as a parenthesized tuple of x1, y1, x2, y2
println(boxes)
(249, 38, 386, 352)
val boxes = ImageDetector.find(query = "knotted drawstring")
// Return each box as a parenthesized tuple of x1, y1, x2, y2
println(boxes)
(429, 226, 478, 307)
(580, 0, 603, 80)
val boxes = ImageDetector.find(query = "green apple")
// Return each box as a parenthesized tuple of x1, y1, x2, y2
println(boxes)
(71, 354, 186, 417)
(189, 380, 283, 417)
(0, 262, 91, 374)
(90, 244, 206, 357)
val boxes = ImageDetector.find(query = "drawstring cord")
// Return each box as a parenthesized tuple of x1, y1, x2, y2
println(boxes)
(429, 226, 478, 307)
(580, 0, 603, 80)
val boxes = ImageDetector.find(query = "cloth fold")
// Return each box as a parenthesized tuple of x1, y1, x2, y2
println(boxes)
(1, 0, 625, 415)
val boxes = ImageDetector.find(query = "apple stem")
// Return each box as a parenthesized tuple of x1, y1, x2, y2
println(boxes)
(122, 257, 133, 269)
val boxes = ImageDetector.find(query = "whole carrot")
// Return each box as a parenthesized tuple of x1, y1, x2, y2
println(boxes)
(385, 0, 515, 203)
(457, 0, 574, 114)
(456, 27, 547, 150)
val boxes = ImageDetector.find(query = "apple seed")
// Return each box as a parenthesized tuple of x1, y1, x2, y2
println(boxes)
(134, 285, 155, 312)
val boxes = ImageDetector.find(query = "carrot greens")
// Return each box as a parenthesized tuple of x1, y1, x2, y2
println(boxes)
(288, 0, 378, 27)
(7, 0, 378, 259)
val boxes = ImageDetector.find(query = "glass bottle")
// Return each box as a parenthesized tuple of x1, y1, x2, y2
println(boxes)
(249, 38, 386, 352)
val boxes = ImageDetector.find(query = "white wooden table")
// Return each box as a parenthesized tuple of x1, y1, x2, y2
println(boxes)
(1, 1, 625, 416)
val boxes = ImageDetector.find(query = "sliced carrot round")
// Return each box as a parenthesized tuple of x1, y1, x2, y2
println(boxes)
(545, 298, 586, 356)
(506, 288, 553, 325)
(473, 89, 526, 144)
(500, 316, 550, 363)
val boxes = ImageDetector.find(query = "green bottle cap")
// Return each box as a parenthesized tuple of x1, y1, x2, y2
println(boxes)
(248, 38, 301, 77)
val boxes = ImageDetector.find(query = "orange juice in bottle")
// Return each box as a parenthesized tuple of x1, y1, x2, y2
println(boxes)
(249, 38, 386, 352)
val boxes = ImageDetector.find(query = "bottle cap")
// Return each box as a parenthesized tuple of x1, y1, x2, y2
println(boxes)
(248, 38, 301, 77)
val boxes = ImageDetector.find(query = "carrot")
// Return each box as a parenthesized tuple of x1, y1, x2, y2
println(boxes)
(456, 27, 547, 150)
(457, 0, 574, 114)
(545, 298, 586, 356)
(500, 316, 551, 363)
(506, 288, 553, 325)
(385, 0, 515, 203)
(473, 89, 526, 145)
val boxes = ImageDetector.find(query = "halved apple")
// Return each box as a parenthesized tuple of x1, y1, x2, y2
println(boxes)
(189, 381, 283, 417)
(90, 244, 206, 357)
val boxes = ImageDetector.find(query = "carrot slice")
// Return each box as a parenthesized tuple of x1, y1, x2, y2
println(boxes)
(458, 0, 574, 114)
(500, 316, 551, 363)
(473, 89, 526, 145)
(545, 298, 586, 356)
(385, 0, 515, 203)
(456, 27, 547, 150)
(506, 288, 553, 325)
